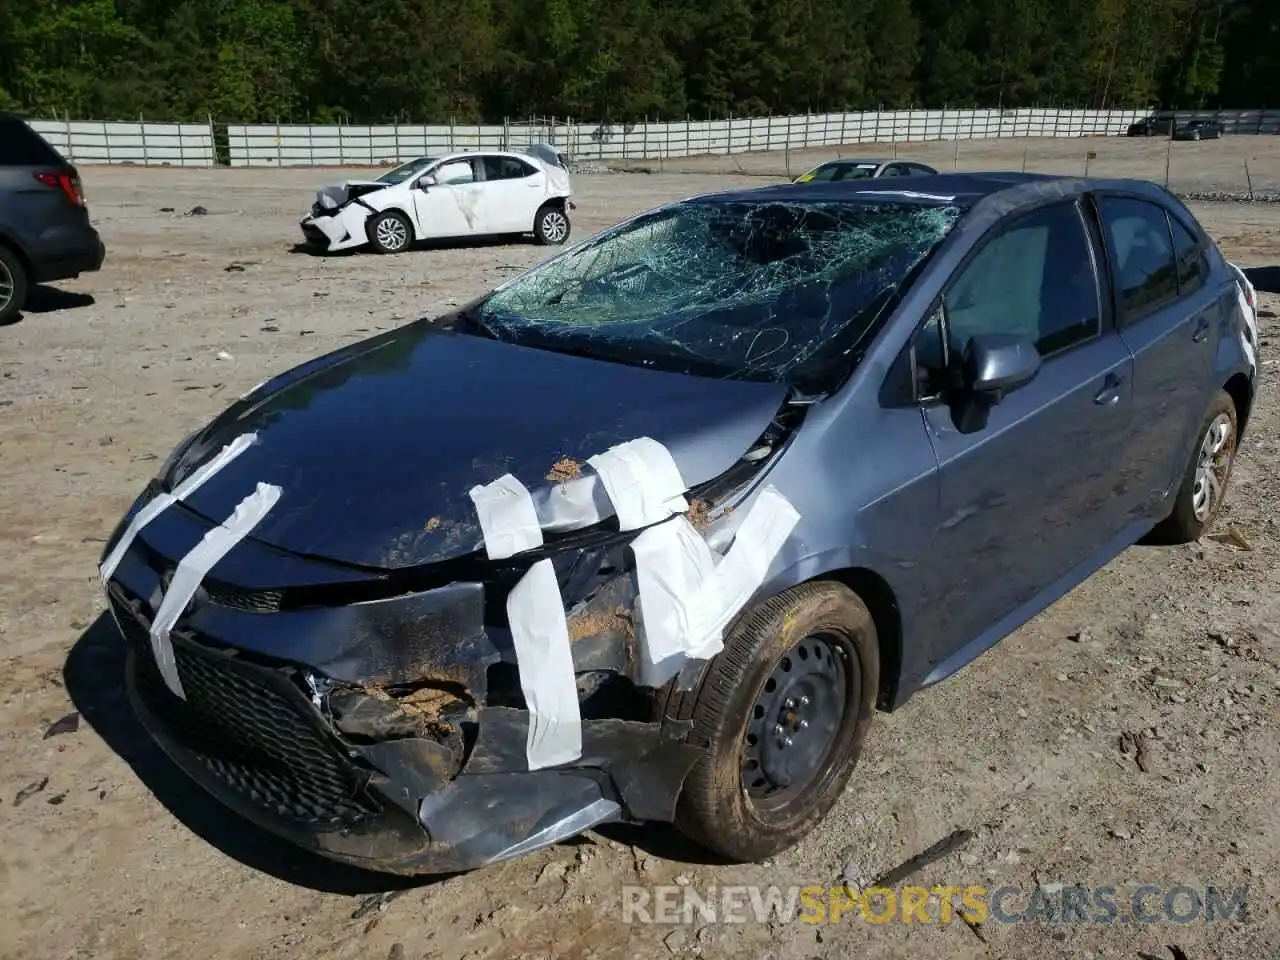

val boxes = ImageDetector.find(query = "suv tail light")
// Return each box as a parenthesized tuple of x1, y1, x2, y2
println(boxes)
(33, 171, 85, 207)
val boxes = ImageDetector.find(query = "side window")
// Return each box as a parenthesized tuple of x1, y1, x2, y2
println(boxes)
(1097, 197, 1179, 320)
(482, 156, 535, 180)
(433, 160, 475, 184)
(878, 165, 903, 177)
(808, 164, 841, 182)
(944, 201, 1101, 358)
(1168, 213, 1208, 295)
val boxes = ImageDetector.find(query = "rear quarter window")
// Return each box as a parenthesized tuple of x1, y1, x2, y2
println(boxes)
(0, 117, 66, 167)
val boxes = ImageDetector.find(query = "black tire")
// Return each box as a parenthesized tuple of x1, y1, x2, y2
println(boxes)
(1149, 389, 1239, 544)
(533, 204, 570, 246)
(660, 581, 879, 862)
(0, 245, 28, 325)
(367, 210, 413, 254)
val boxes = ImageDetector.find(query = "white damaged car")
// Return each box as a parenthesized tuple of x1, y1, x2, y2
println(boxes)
(300, 144, 575, 254)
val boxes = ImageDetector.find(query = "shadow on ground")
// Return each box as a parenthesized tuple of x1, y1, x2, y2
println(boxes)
(1243, 265, 1280, 294)
(2, 286, 95, 326)
(62, 613, 440, 896)
(22, 286, 96, 314)
(595, 822, 731, 866)
(289, 234, 534, 256)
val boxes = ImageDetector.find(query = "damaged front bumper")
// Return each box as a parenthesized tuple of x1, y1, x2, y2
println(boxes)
(301, 201, 374, 253)
(103, 509, 703, 875)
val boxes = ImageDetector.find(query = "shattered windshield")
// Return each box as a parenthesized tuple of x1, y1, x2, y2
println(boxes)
(377, 157, 437, 185)
(473, 198, 963, 390)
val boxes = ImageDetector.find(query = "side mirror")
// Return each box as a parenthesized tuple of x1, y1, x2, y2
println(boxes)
(961, 333, 1040, 401)
(416, 173, 437, 189)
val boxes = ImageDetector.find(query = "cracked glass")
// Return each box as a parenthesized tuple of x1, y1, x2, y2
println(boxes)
(472, 198, 962, 390)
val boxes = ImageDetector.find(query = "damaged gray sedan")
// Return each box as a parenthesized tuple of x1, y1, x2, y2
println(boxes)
(100, 172, 1256, 874)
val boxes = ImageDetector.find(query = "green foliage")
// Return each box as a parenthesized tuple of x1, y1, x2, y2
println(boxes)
(0, 0, 1273, 121)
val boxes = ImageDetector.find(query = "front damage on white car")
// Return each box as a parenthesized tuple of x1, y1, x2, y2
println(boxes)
(299, 144, 574, 253)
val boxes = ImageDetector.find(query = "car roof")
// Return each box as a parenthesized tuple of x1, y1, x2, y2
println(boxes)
(694, 171, 1059, 208)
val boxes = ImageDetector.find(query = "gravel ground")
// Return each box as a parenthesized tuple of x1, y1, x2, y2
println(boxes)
(1, 138, 1278, 960)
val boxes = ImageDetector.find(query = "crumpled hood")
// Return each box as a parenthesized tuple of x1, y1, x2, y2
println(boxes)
(316, 180, 386, 210)
(166, 322, 788, 570)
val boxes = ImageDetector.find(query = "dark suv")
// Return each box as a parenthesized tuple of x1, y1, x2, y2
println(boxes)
(1126, 114, 1175, 137)
(0, 112, 105, 323)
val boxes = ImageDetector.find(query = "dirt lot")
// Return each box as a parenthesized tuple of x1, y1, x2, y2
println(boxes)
(1, 137, 1278, 960)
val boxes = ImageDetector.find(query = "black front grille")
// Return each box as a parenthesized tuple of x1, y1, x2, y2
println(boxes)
(110, 591, 377, 827)
(202, 582, 284, 614)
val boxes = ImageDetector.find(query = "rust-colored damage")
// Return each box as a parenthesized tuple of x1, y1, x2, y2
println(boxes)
(546, 457, 583, 483)
(356, 680, 471, 740)
(567, 604, 635, 642)
(686, 499, 712, 530)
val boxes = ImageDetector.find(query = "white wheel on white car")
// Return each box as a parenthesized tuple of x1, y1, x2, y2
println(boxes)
(534, 205, 570, 246)
(369, 210, 412, 254)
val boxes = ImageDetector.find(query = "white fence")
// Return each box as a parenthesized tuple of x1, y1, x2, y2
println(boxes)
(28, 119, 216, 166)
(24, 107, 1280, 167)
(230, 109, 1159, 167)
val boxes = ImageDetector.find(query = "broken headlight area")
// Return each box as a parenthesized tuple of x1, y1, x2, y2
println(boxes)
(108, 394, 807, 873)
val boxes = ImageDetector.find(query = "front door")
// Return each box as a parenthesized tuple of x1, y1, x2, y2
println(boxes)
(912, 198, 1137, 668)
(1096, 195, 1223, 519)
(412, 158, 481, 239)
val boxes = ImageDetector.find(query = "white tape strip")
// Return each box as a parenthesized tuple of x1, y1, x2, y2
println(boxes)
(99, 433, 257, 585)
(627, 486, 800, 687)
(507, 558, 583, 769)
(630, 517, 720, 685)
(681, 485, 801, 656)
(148, 482, 282, 699)
(470, 472, 583, 768)
(469, 473, 544, 560)
(587, 437, 688, 531)
(531, 474, 611, 532)
(1237, 287, 1257, 376)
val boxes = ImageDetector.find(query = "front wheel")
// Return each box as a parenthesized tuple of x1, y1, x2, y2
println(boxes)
(665, 581, 879, 862)
(368, 210, 413, 254)
(533, 205, 570, 245)
(1150, 389, 1239, 544)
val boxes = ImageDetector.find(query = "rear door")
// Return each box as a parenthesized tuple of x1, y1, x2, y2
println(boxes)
(476, 155, 546, 233)
(1096, 194, 1222, 520)
(911, 198, 1136, 665)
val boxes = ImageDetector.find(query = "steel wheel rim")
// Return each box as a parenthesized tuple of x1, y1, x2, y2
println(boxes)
(741, 631, 856, 810)
(1192, 412, 1233, 522)
(0, 259, 13, 313)
(543, 211, 568, 242)
(376, 216, 408, 250)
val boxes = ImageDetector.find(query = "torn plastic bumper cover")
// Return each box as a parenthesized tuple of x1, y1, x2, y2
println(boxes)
(101, 349, 805, 874)
(110, 564, 703, 875)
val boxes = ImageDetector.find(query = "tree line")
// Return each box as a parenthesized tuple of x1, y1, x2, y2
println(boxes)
(0, 0, 1276, 124)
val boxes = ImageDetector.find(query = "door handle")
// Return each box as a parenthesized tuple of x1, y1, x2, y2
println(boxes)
(1094, 373, 1123, 406)
(1192, 316, 1210, 342)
